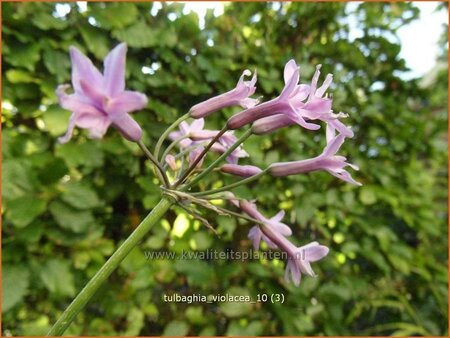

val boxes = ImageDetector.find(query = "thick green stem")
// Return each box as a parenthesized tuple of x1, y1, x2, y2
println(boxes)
(47, 197, 174, 336)
(183, 129, 253, 190)
(154, 113, 190, 160)
(191, 168, 268, 197)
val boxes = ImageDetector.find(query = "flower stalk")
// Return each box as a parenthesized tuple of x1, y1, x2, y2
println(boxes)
(47, 197, 174, 336)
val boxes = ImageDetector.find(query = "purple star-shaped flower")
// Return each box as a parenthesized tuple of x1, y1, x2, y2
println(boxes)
(57, 43, 148, 143)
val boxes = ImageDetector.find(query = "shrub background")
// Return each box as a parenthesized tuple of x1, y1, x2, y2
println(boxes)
(2, 2, 448, 336)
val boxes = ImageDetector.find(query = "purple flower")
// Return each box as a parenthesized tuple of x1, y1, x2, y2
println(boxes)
(229, 60, 354, 138)
(220, 164, 262, 177)
(238, 200, 328, 286)
(227, 60, 321, 130)
(269, 133, 362, 186)
(169, 119, 205, 148)
(169, 119, 249, 164)
(165, 154, 178, 171)
(239, 200, 292, 250)
(283, 241, 329, 286)
(57, 43, 148, 143)
(251, 114, 294, 135)
(296, 64, 354, 138)
(190, 70, 259, 118)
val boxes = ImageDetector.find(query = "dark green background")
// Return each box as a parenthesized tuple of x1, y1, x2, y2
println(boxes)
(2, 2, 448, 336)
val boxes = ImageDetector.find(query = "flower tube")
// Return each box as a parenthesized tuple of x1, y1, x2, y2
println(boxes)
(189, 70, 258, 118)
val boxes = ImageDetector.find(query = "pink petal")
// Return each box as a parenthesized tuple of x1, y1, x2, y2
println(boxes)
(56, 85, 104, 116)
(69, 46, 104, 94)
(283, 59, 299, 85)
(221, 164, 262, 177)
(110, 113, 142, 142)
(79, 79, 106, 106)
(307, 65, 322, 102)
(303, 244, 329, 262)
(190, 118, 205, 131)
(58, 114, 77, 144)
(107, 91, 148, 115)
(322, 134, 346, 157)
(248, 226, 262, 250)
(103, 43, 127, 96)
(315, 74, 333, 98)
(279, 66, 300, 101)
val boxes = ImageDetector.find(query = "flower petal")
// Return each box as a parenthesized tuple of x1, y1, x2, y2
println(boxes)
(103, 42, 127, 96)
(315, 73, 333, 98)
(110, 113, 142, 142)
(107, 90, 148, 115)
(248, 226, 262, 250)
(329, 169, 362, 186)
(56, 85, 104, 116)
(303, 244, 329, 262)
(279, 66, 300, 100)
(58, 114, 77, 144)
(69, 46, 104, 94)
(283, 59, 299, 85)
(322, 134, 345, 157)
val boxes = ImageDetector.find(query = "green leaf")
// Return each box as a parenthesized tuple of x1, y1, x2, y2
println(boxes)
(90, 3, 139, 29)
(2, 265, 30, 312)
(219, 287, 253, 318)
(359, 186, 377, 205)
(4, 42, 41, 71)
(6, 69, 39, 83)
(226, 320, 264, 336)
(31, 11, 68, 30)
(171, 213, 190, 238)
(123, 307, 144, 336)
(61, 182, 100, 210)
(39, 259, 75, 297)
(79, 25, 110, 59)
(43, 49, 71, 82)
(55, 141, 104, 169)
(42, 105, 72, 137)
(112, 21, 158, 48)
(163, 320, 189, 336)
(5, 196, 47, 228)
(49, 200, 94, 233)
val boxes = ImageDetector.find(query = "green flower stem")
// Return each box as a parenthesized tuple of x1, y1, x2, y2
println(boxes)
(174, 126, 228, 187)
(191, 167, 269, 197)
(47, 197, 174, 337)
(154, 113, 190, 160)
(182, 128, 253, 190)
(137, 140, 170, 187)
(159, 135, 190, 163)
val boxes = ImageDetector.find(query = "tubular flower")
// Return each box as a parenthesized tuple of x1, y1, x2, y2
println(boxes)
(269, 133, 362, 186)
(227, 59, 321, 130)
(169, 119, 249, 164)
(297, 64, 354, 138)
(220, 164, 262, 177)
(239, 200, 292, 250)
(239, 200, 328, 286)
(189, 70, 259, 118)
(230, 60, 353, 138)
(168, 118, 205, 148)
(57, 43, 148, 143)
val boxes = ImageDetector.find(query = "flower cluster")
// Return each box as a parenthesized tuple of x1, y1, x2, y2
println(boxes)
(180, 58, 360, 284)
(57, 43, 361, 287)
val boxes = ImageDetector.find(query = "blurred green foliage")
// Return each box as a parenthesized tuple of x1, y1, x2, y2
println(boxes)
(2, 2, 448, 336)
